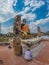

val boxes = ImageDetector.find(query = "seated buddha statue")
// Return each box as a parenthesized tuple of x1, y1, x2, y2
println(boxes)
(21, 19, 30, 36)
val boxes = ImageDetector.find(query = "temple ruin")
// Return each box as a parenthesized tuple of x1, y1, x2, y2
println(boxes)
(13, 15, 22, 55)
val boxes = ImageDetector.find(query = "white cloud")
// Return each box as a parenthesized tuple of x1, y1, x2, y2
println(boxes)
(36, 17, 49, 25)
(0, 17, 5, 22)
(21, 13, 36, 21)
(30, 0, 45, 7)
(29, 21, 37, 33)
(46, 0, 49, 10)
(41, 26, 49, 32)
(47, 12, 49, 17)
(24, 0, 45, 12)
(1, 26, 13, 34)
(13, 0, 17, 6)
(0, 0, 31, 23)
(17, 6, 30, 16)
(0, 0, 45, 23)
(31, 0, 45, 12)
(29, 17, 49, 33)
(24, 0, 30, 6)
(46, 0, 49, 4)
(0, 0, 17, 23)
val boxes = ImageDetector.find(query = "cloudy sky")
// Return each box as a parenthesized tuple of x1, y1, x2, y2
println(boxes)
(0, 0, 49, 34)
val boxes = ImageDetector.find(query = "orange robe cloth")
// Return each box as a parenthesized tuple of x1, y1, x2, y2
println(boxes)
(21, 24, 30, 33)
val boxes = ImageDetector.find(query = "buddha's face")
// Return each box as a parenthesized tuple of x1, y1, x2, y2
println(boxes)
(23, 19, 26, 24)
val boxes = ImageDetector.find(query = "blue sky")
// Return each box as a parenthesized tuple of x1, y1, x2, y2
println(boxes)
(0, 0, 49, 34)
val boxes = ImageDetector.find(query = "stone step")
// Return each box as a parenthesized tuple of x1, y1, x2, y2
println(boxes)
(22, 43, 45, 57)
(31, 43, 45, 57)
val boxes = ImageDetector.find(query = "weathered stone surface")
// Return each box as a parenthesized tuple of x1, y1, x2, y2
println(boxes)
(13, 15, 22, 55)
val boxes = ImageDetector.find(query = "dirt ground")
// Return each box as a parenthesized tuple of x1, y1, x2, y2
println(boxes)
(0, 41, 49, 65)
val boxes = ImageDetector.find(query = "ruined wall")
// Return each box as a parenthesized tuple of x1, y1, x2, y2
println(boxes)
(13, 15, 22, 55)
(37, 27, 41, 36)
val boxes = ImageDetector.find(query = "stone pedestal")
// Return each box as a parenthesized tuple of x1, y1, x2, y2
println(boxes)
(13, 37, 22, 55)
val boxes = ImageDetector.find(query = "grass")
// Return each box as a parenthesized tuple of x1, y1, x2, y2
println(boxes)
(21, 34, 35, 39)
(0, 37, 9, 42)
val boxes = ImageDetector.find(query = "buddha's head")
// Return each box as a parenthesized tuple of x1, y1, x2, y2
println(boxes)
(23, 19, 26, 24)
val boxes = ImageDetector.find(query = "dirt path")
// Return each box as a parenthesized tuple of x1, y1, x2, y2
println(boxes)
(0, 41, 49, 65)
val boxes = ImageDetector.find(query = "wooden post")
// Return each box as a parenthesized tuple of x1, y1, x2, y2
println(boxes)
(13, 15, 22, 55)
